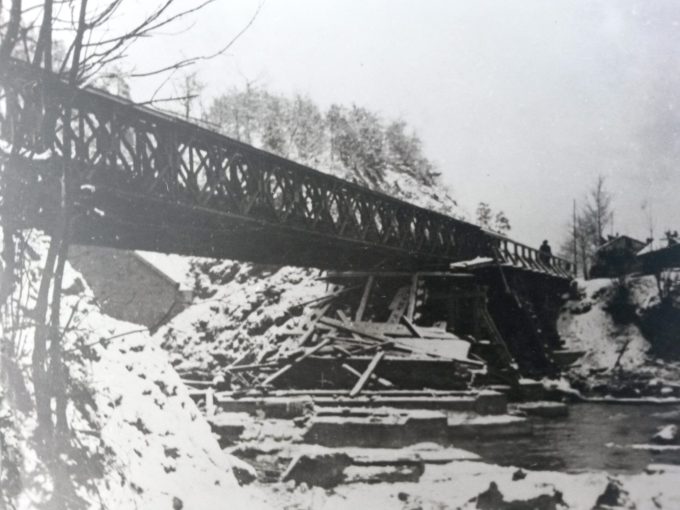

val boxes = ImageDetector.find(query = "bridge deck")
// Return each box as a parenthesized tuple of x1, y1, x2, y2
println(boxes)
(0, 58, 573, 276)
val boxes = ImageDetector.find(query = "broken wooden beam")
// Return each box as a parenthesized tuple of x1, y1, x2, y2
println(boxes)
(400, 315, 423, 338)
(319, 317, 393, 345)
(225, 362, 280, 373)
(349, 351, 385, 397)
(260, 338, 333, 388)
(342, 362, 393, 388)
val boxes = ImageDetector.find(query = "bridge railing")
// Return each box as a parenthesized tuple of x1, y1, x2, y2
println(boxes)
(0, 58, 490, 264)
(492, 236, 574, 278)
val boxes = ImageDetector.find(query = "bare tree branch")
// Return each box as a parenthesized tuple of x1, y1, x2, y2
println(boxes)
(0, 0, 22, 61)
(129, 0, 263, 78)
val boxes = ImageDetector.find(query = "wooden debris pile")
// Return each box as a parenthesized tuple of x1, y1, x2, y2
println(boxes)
(224, 273, 490, 395)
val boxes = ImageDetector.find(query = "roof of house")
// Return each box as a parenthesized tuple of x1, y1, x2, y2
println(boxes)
(597, 235, 647, 253)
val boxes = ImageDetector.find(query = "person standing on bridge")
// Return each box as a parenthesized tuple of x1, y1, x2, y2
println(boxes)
(539, 240, 552, 265)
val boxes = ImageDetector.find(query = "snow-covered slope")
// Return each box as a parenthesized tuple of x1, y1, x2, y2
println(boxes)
(558, 277, 651, 374)
(558, 273, 680, 393)
(0, 234, 259, 509)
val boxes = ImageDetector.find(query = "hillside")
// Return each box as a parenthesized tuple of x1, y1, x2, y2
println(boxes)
(558, 272, 680, 396)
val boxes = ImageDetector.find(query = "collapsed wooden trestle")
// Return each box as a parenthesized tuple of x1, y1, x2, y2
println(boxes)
(221, 271, 524, 396)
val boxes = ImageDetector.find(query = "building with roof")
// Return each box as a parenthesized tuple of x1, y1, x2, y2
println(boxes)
(589, 235, 648, 279)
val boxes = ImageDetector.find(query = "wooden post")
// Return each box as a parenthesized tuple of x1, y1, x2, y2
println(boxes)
(406, 273, 419, 321)
(205, 388, 215, 419)
(354, 275, 374, 321)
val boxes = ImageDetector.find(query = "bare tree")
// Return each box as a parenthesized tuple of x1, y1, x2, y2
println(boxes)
(560, 175, 614, 278)
(584, 174, 613, 246)
(0, 1, 261, 507)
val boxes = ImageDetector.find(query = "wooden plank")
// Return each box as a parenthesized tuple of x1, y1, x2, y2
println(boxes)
(341, 362, 394, 388)
(406, 273, 419, 321)
(260, 338, 332, 387)
(400, 316, 423, 338)
(319, 317, 393, 345)
(352, 321, 456, 339)
(480, 308, 515, 367)
(349, 351, 385, 397)
(337, 310, 368, 346)
(334, 346, 354, 357)
(226, 349, 253, 370)
(205, 388, 215, 418)
(225, 362, 280, 373)
(354, 275, 374, 321)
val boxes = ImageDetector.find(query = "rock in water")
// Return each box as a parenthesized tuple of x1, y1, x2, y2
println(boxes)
(475, 482, 504, 509)
(593, 479, 635, 509)
(512, 469, 527, 481)
(652, 424, 678, 444)
(471, 481, 567, 510)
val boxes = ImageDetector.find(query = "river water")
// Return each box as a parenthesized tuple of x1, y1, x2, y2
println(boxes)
(458, 403, 680, 474)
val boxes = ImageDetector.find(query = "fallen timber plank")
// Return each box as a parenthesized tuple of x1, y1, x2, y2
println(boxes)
(260, 338, 333, 387)
(388, 340, 484, 367)
(351, 321, 457, 339)
(334, 346, 354, 357)
(226, 349, 253, 370)
(319, 317, 395, 345)
(225, 362, 280, 373)
(349, 351, 385, 397)
(321, 317, 458, 342)
(336, 310, 366, 344)
(400, 316, 423, 338)
(319, 317, 482, 366)
(181, 379, 214, 386)
(294, 284, 362, 309)
(341, 362, 393, 389)
(257, 301, 334, 383)
(324, 335, 375, 346)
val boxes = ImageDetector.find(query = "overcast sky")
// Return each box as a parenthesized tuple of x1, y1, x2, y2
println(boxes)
(109, 0, 680, 248)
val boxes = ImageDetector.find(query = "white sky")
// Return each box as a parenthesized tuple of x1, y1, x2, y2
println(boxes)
(98, 0, 680, 248)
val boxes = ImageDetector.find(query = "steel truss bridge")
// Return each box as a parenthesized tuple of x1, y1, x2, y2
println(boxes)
(0, 58, 572, 278)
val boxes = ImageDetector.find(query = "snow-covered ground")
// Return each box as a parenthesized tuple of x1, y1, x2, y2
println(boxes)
(0, 233, 260, 509)
(558, 277, 652, 375)
(252, 456, 680, 509)
(558, 274, 680, 392)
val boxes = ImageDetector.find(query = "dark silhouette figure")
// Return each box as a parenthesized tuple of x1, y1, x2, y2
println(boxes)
(539, 240, 552, 265)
